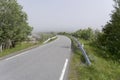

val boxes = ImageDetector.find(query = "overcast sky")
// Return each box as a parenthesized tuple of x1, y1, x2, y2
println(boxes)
(17, 0, 114, 32)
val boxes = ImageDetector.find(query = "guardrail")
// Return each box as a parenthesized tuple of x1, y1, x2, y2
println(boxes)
(72, 37, 91, 66)
(43, 36, 57, 44)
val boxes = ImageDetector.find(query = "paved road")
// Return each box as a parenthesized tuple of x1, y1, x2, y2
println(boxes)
(0, 36, 71, 80)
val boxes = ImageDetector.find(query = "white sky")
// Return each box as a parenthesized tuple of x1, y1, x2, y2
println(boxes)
(17, 0, 114, 32)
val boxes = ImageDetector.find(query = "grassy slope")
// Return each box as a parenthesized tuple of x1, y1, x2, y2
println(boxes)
(0, 42, 38, 57)
(69, 39, 120, 80)
(0, 36, 57, 58)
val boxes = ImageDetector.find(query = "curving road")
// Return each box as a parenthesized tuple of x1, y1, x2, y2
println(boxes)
(0, 35, 71, 80)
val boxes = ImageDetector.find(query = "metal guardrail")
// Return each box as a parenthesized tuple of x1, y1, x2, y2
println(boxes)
(72, 37, 91, 66)
(43, 36, 57, 44)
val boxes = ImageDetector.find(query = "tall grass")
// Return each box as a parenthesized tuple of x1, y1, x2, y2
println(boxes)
(69, 39, 120, 80)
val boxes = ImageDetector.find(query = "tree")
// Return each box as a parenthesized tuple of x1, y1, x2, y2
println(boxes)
(0, 0, 32, 51)
(73, 28, 94, 40)
(98, 0, 120, 58)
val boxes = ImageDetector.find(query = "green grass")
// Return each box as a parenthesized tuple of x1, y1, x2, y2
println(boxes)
(0, 42, 38, 57)
(0, 36, 57, 58)
(69, 39, 120, 80)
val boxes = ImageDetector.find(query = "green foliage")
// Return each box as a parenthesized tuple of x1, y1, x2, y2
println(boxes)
(37, 32, 56, 42)
(0, 32, 56, 58)
(58, 32, 69, 35)
(69, 39, 120, 80)
(73, 28, 94, 40)
(0, 42, 36, 58)
(0, 0, 32, 50)
(97, 0, 120, 59)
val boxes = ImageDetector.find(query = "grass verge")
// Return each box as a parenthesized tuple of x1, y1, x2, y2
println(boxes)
(69, 39, 120, 80)
(0, 36, 57, 58)
(0, 42, 38, 58)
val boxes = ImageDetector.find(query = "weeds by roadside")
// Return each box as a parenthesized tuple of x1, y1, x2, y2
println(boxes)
(69, 39, 120, 80)
(0, 36, 57, 58)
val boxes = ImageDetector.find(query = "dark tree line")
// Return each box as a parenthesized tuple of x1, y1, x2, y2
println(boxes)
(97, 0, 120, 59)
(0, 0, 32, 52)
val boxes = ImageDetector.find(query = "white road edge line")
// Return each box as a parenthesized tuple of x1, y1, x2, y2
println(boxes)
(5, 51, 29, 60)
(59, 59, 68, 80)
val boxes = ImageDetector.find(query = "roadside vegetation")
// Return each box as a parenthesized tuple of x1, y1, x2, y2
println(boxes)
(0, 0, 57, 58)
(0, 42, 36, 57)
(37, 32, 56, 43)
(69, 0, 120, 79)
(0, 32, 56, 58)
(69, 38, 120, 80)
(0, 0, 32, 53)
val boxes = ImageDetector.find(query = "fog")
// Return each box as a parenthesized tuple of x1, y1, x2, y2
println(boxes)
(18, 0, 114, 32)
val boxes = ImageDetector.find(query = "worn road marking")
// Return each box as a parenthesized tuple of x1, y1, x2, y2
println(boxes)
(5, 51, 29, 60)
(59, 59, 68, 80)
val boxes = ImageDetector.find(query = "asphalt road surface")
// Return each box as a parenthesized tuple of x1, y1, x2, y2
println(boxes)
(0, 35, 71, 80)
